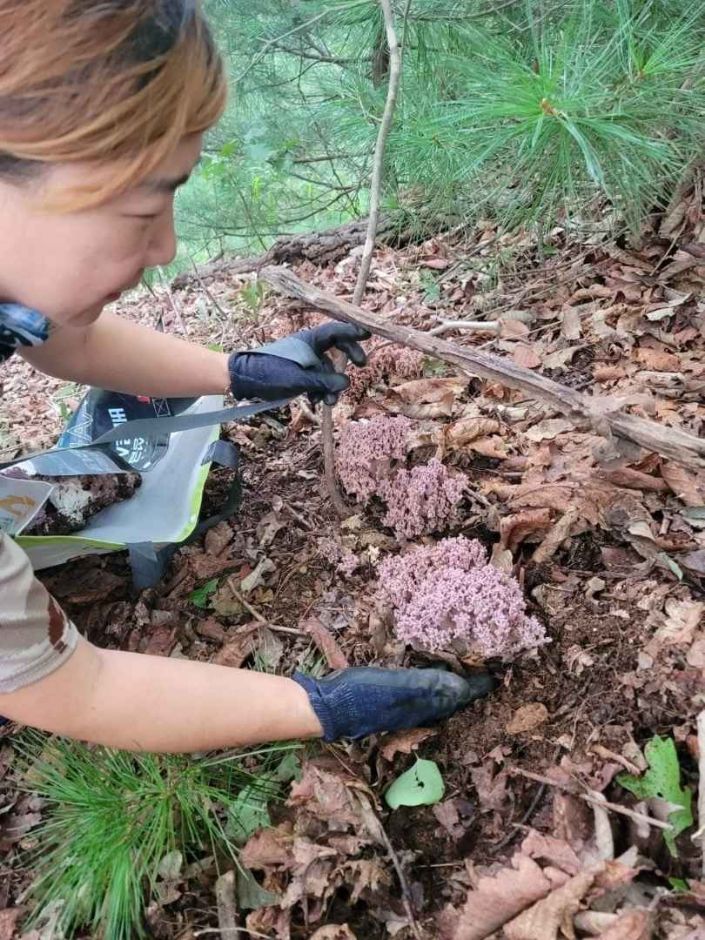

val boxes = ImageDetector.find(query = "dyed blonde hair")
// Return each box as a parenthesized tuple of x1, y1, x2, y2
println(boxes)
(0, 0, 227, 209)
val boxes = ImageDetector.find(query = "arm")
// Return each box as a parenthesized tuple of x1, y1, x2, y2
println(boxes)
(0, 637, 323, 752)
(19, 311, 230, 398)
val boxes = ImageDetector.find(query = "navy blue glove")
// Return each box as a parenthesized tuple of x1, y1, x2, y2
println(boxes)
(228, 322, 370, 406)
(293, 667, 496, 742)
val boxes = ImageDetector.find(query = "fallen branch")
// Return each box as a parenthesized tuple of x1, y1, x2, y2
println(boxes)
(214, 870, 240, 939)
(224, 577, 304, 636)
(259, 265, 705, 471)
(509, 767, 674, 832)
(171, 213, 440, 290)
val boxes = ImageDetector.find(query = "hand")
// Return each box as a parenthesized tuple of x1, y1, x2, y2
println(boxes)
(228, 322, 370, 405)
(292, 666, 496, 741)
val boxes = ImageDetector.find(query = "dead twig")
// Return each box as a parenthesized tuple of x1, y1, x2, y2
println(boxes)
(214, 870, 240, 939)
(356, 793, 423, 940)
(430, 319, 500, 336)
(224, 578, 304, 636)
(320, 0, 407, 516)
(509, 767, 674, 832)
(321, 399, 352, 518)
(692, 710, 705, 873)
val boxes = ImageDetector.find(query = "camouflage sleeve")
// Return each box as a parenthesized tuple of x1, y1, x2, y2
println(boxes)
(0, 532, 79, 693)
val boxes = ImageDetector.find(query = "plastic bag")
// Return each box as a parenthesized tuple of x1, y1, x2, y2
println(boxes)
(2, 391, 229, 572)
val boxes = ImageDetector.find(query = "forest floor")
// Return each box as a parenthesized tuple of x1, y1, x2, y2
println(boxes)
(2, 191, 705, 939)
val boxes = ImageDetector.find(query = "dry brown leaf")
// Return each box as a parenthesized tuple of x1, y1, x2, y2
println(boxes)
(660, 462, 705, 507)
(309, 926, 357, 940)
(470, 764, 509, 813)
(499, 508, 553, 553)
(301, 616, 349, 670)
(204, 521, 232, 556)
(450, 854, 565, 940)
(524, 418, 575, 443)
(445, 417, 501, 448)
(633, 347, 681, 371)
(682, 550, 705, 576)
(470, 436, 509, 458)
(212, 623, 260, 668)
(520, 831, 582, 876)
(281, 838, 339, 906)
(594, 364, 626, 383)
(344, 858, 391, 903)
(644, 598, 705, 658)
(512, 345, 542, 369)
(595, 910, 652, 940)
(599, 467, 668, 492)
(0, 908, 21, 940)
(503, 867, 599, 940)
(506, 703, 549, 734)
(241, 823, 293, 869)
(532, 508, 581, 564)
(380, 727, 438, 761)
(257, 510, 286, 549)
(288, 763, 375, 835)
(561, 306, 582, 340)
(490, 544, 514, 573)
(390, 376, 467, 403)
(686, 638, 705, 669)
(543, 345, 582, 369)
(500, 319, 531, 339)
(433, 799, 465, 839)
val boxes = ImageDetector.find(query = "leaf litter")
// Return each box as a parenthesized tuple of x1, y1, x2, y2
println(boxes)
(3, 186, 705, 936)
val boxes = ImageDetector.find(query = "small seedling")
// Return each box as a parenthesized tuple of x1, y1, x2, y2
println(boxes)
(17, 732, 297, 940)
(189, 577, 219, 609)
(618, 735, 693, 856)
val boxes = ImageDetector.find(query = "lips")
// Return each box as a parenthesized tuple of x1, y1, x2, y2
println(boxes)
(105, 274, 144, 302)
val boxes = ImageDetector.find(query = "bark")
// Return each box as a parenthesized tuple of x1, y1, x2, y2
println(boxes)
(260, 265, 705, 471)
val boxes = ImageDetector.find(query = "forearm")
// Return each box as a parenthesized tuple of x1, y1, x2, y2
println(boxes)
(20, 312, 230, 398)
(0, 638, 322, 752)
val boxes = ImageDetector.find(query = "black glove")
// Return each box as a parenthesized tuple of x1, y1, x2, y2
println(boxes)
(228, 322, 370, 406)
(293, 667, 496, 742)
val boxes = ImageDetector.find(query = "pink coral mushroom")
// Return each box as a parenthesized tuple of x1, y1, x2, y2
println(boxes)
(377, 537, 547, 659)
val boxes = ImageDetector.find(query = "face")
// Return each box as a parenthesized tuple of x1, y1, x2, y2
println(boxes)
(0, 133, 203, 327)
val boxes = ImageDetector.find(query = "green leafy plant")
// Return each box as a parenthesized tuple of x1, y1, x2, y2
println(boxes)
(17, 733, 299, 940)
(189, 577, 219, 609)
(384, 758, 445, 809)
(618, 735, 693, 856)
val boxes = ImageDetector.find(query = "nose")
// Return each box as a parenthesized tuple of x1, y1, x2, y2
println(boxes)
(145, 205, 177, 267)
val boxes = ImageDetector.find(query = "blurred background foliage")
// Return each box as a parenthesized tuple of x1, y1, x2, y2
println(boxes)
(168, 0, 705, 274)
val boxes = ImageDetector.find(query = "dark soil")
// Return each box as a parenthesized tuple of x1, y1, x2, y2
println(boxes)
(16, 414, 695, 938)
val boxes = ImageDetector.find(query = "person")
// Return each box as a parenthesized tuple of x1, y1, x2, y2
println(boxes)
(0, 0, 494, 753)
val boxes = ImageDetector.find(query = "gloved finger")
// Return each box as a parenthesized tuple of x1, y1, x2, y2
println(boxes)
(335, 338, 367, 367)
(308, 323, 370, 358)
